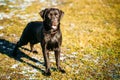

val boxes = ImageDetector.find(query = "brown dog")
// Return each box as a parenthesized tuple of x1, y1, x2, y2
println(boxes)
(13, 8, 65, 76)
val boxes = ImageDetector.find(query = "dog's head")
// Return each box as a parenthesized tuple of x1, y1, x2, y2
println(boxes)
(40, 8, 64, 30)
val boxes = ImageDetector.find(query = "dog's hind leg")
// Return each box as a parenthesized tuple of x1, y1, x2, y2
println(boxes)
(12, 42, 21, 56)
(30, 43, 38, 53)
(12, 41, 27, 57)
(30, 44, 34, 52)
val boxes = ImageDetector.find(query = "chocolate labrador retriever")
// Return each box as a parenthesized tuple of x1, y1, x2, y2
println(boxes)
(13, 8, 65, 76)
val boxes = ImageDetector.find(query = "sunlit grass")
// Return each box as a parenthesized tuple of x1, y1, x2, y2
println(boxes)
(0, 0, 120, 79)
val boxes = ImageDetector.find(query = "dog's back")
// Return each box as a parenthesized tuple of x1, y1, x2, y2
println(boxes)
(19, 21, 43, 45)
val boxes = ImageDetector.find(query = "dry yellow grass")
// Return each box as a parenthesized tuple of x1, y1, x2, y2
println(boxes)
(0, 0, 120, 79)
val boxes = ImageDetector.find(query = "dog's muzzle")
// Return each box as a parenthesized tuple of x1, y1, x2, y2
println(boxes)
(51, 20, 58, 30)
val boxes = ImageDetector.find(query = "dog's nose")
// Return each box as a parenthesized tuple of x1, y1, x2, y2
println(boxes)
(54, 18, 57, 21)
(52, 18, 57, 21)
(51, 15, 57, 21)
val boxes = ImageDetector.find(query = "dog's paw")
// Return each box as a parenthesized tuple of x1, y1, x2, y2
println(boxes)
(43, 69, 51, 76)
(60, 69, 66, 73)
(45, 71, 51, 76)
(33, 50, 38, 54)
(58, 67, 66, 73)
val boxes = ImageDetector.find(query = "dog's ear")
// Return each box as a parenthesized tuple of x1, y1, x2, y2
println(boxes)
(39, 8, 49, 20)
(59, 10, 64, 19)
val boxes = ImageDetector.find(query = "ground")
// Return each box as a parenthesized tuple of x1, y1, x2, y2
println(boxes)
(0, 0, 120, 79)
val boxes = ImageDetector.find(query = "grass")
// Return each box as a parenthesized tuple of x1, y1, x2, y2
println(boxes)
(0, 0, 120, 79)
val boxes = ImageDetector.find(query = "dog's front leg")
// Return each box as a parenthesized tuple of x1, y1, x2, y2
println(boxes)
(42, 45, 51, 76)
(55, 48, 66, 73)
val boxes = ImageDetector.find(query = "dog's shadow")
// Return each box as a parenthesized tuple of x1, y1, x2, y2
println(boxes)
(0, 39, 47, 75)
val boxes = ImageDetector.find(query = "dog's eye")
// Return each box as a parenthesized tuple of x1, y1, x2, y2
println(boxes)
(55, 13, 58, 16)
(50, 13, 52, 16)
(55, 13, 57, 15)
(54, 12, 58, 15)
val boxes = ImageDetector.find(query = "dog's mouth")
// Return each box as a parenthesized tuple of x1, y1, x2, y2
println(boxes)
(51, 21, 58, 30)
(52, 25, 57, 29)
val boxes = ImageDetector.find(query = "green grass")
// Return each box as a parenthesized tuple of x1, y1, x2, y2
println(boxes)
(0, 0, 120, 79)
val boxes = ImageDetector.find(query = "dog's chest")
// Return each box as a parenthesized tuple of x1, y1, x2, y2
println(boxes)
(44, 33, 61, 50)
